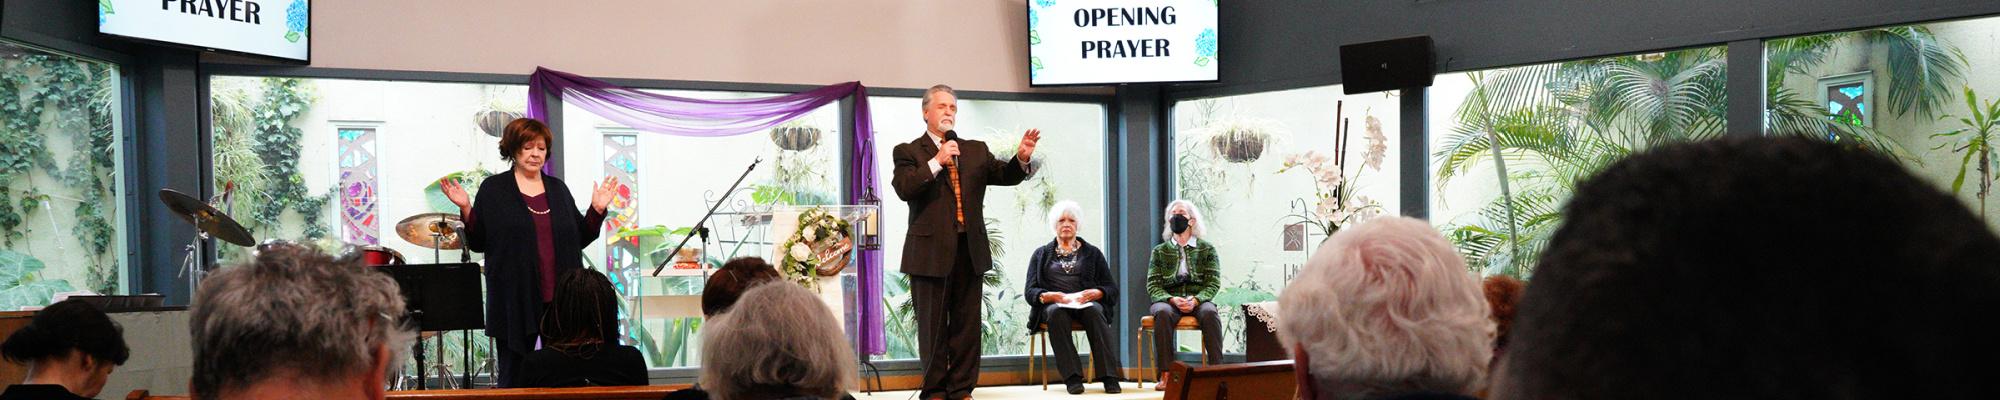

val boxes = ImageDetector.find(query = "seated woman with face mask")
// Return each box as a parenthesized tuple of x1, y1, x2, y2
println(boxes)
(1145, 199, 1225, 390)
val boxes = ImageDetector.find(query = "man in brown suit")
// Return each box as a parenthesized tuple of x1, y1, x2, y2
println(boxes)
(892, 84, 1038, 400)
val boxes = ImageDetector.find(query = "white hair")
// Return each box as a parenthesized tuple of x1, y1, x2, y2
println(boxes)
(1047, 200, 1084, 237)
(921, 84, 956, 109)
(1161, 199, 1207, 242)
(1276, 216, 1493, 400)
(699, 282, 858, 399)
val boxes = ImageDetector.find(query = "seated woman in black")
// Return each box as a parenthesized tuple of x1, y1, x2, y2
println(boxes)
(1023, 201, 1123, 394)
(0, 299, 130, 400)
(517, 269, 646, 387)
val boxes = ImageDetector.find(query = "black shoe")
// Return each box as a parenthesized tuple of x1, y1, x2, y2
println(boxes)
(1065, 380, 1085, 395)
(1102, 379, 1122, 394)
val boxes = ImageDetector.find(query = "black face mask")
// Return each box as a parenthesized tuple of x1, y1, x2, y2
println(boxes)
(1170, 215, 1190, 234)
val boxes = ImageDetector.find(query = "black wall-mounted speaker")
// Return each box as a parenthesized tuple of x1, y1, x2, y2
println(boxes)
(1339, 36, 1435, 95)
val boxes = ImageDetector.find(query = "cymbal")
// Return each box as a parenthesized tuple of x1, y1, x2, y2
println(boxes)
(158, 189, 256, 247)
(396, 213, 465, 249)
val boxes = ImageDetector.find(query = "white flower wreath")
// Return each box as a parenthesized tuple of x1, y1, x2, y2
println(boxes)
(777, 207, 853, 291)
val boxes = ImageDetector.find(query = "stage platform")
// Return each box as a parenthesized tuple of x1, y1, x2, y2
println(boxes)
(855, 384, 1162, 399)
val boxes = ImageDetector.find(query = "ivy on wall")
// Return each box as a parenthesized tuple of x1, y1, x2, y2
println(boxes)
(0, 51, 122, 296)
(246, 78, 330, 240)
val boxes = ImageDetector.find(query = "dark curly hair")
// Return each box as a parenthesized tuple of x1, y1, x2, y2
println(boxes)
(2, 299, 129, 366)
(1500, 136, 2000, 400)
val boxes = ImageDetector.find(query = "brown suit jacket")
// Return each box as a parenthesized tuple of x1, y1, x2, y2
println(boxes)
(891, 133, 1033, 278)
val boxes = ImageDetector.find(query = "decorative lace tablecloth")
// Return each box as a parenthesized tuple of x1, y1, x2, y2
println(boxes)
(1246, 301, 1280, 333)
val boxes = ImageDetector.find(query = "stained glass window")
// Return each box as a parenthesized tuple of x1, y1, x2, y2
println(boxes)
(602, 132, 640, 343)
(337, 127, 380, 245)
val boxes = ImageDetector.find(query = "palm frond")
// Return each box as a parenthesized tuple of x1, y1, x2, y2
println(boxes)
(1864, 26, 1968, 120)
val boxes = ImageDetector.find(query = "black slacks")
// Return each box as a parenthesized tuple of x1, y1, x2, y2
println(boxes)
(1043, 303, 1124, 383)
(912, 234, 982, 399)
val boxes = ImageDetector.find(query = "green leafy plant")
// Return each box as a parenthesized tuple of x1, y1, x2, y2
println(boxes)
(1931, 87, 2000, 216)
(247, 78, 330, 239)
(423, 170, 495, 213)
(1434, 35, 1960, 278)
(0, 250, 73, 309)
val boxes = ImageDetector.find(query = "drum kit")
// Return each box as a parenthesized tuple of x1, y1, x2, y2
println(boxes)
(161, 188, 489, 389)
(160, 188, 471, 274)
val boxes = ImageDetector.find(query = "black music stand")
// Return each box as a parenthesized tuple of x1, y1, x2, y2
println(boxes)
(377, 263, 484, 390)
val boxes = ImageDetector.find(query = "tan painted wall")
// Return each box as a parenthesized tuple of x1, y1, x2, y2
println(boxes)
(307, 0, 1086, 93)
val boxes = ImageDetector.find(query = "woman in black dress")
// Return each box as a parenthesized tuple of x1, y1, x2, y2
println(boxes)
(442, 118, 617, 388)
(1022, 201, 1123, 394)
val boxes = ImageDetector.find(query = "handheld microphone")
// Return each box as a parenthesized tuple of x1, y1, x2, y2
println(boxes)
(942, 130, 961, 168)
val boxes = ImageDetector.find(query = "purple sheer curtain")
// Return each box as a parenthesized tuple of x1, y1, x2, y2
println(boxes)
(527, 67, 886, 355)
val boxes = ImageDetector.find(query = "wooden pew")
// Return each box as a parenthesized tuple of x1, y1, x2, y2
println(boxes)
(1162, 359, 1297, 400)
(129, 384, 692, 400)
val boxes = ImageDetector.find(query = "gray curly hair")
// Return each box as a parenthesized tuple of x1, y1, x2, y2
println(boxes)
(699, 282, 858, 399)
(189, 244, 414, 397)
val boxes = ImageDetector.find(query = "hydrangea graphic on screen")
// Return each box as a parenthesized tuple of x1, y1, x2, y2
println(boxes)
(1035, 0, 1057, 7)
(1195, 28, 1218, 66)
(97, 0, 113, 25)
(1029, 7, 1041, 45)
(285, 0, 310, 43)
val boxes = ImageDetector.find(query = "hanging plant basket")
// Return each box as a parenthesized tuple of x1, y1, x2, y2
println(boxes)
(772, 125, 822, 151)
(476, 110, 524, 137)
(1209, 126, 1270, 163)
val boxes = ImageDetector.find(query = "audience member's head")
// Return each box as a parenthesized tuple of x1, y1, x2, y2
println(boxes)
(541, 268, 621, 356)
(1496, 137, 2000, 400)
(1278, 216, 1492, 400)
(1161, 199, 1207, 241)
(190, 244, 414, 399)
(1048, 200, 1084, 239)
(701, 257, 782, 317)
(699, 282, 856, 400)
(1481, 275, 1525, 355)
(1, 299, 129, 397)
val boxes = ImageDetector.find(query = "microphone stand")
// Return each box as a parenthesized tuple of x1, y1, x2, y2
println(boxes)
(651, 158, 761, 277)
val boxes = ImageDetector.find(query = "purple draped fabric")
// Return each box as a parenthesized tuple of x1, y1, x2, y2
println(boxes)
(526, 67, 886, 355)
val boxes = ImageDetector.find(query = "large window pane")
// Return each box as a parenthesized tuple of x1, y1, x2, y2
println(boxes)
(0, 40, 127, 308)
(869, 96, 1109, 360)
(561, 91, 842, 368)
(1430, 46, 1728, 278)
(1767, 17, 1994, 228)
(208, 75, 525, 377)
(1169, 85, 1403, 354)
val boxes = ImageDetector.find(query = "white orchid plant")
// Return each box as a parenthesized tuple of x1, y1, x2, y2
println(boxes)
(777, 206, 853, 291)
(1277, 113, 1389, 237)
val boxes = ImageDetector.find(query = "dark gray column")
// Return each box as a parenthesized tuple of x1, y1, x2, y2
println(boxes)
(1111, 84, 1166, 368)
(133, 48, 204, 304)
(1726, 39, 1767, 136)
(1400, 87, 1429, 219)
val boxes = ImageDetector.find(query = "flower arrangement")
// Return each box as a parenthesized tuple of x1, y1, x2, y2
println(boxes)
(1278, 104, 1387, 237)
(777, 207, 854, 291)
